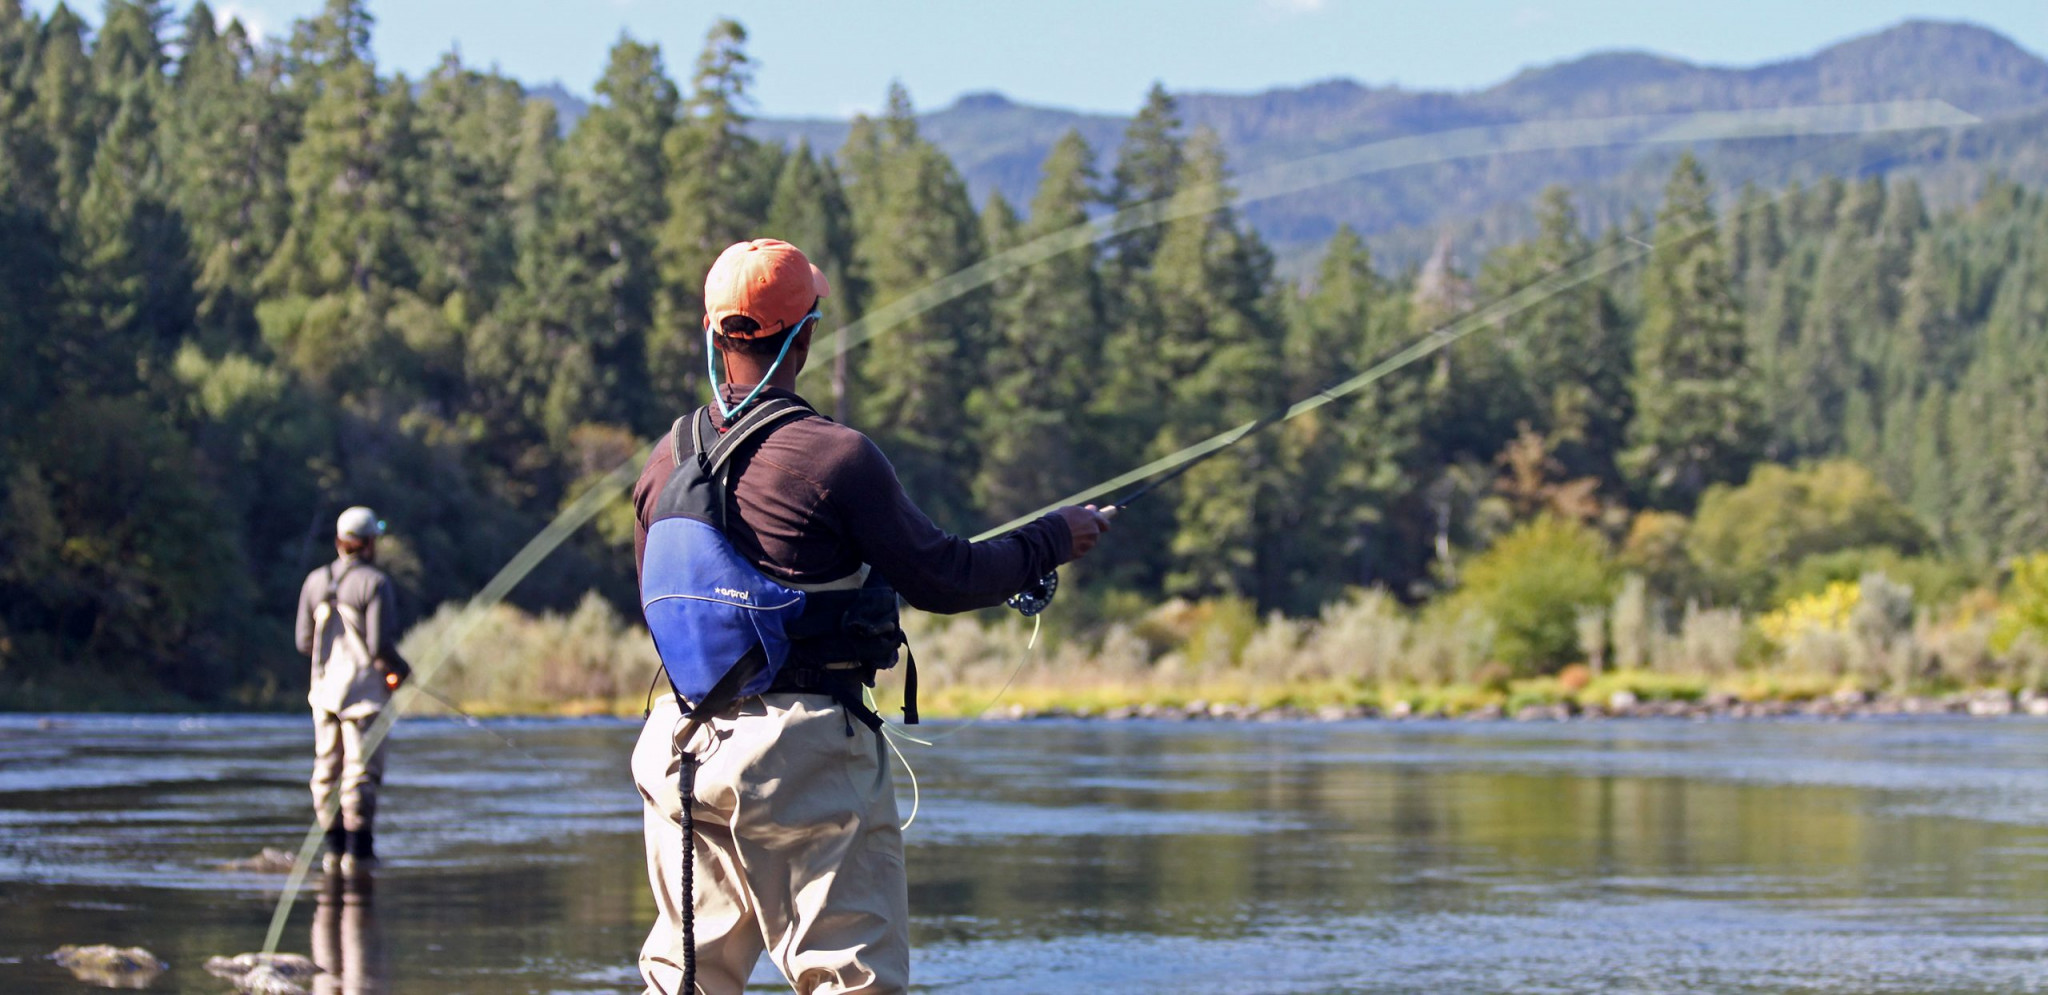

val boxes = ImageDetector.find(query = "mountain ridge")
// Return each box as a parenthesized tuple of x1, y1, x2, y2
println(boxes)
(540, 19, 2048, 264)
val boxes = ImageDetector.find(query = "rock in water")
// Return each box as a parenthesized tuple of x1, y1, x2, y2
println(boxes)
(50, 944, 167, 988)
(215, 847, 298, 872)
(238, 965, 311, 995)
(204, 952, 319, 980)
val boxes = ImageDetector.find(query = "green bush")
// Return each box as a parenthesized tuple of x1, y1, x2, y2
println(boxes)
(1771, 546, 1969, 607)
(1445, 515, 1618, 675)
(1690, 460, 1931, 608)
(1994, 553, 2048, 655)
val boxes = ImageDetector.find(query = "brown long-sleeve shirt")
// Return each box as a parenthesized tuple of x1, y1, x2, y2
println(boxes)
(632, 385, 1072, 614)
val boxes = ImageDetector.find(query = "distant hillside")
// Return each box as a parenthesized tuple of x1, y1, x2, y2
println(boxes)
(543, 20, 2048, 268)
(529, 81, 589, 132)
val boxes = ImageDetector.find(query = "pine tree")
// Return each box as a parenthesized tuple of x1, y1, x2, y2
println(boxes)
(468, 96, 596, 453)
(1266, 225, 1408, 606)
(256, 30, 428, 391)
(1484, 186, 1630, 486)
(1781, 230, 1859, 456)
(1107, 82, 1184, 271)
(1098, 82, 1186, 457)
(553, 35, 676, 432)
(92, 0, 170, 89)
(843, 83, 986, 527)
(1860, 178, 1927, 395)
(1407, 231, 1529, 581)
(1888, 236, 1962, 398)
(33, 4, 100, 213)
(285, 0, 372, 99)
(414, 53, 526, 313)
(650, 19, 772, 407)
(967, 130, 1105, 525)
(0, 1, 57, 214)
(763, 140, 856, 418)
(1727, 182, 1782, 303)
(165, 6, 291, 347)
(61, 78, 193, 397)
(1146, 131, 1283, 599)
(1622, 153, 1762, 509)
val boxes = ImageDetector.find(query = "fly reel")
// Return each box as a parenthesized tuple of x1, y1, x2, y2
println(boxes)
(1006, 570, 1059, 616)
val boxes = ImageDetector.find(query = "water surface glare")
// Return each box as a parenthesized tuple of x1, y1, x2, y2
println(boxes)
(4, 714, 2047, 993)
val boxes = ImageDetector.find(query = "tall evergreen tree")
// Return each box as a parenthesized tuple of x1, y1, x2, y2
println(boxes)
(285, 0, 372, 97)
(763, 140, 856, 418)
(1726, 182, 1782, 298)
(1265, 225, 1410, 607)
(414, 53, 526, 314)
(165, 8, 291, 348)
(62, 78, 192, 397)
(33, 4, 99, 213)
(1106, 82, 1184, 273)
(554, 35, 676, 432)
(1409, 232, 1528, 579)
(967, 130, 1105, 525)
(1781, 227, 1861, 456)
(1143, 131, 1283, 599)
(468, 96, 595, 455)
(91, 0, 170, 89)
(1484, 185, 1631, 486)
(1094, 86, 1188, 489)
(1622, 153, 1763, 509)
(0, 0, 57, 216)
(650, 19, 773, 407)
(256, 29, 427, 391)
(1098, 83, 1186, 446)
(843, 83, 986, 526)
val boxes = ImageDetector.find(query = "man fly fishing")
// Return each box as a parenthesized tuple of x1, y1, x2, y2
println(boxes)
(630, 238, 1111, 994)
(295, 506, 412, 880)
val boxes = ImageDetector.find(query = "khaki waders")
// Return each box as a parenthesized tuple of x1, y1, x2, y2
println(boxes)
(310, 707, 387, 834)
(309, 593, 391, 837)
(632, 692, 909, 995)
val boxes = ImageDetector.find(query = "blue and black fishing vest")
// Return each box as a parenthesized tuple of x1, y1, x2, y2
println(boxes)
(639, 398, 916, 730)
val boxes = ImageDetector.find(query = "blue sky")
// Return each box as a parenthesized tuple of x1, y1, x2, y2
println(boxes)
(32, 0, 2048, 118)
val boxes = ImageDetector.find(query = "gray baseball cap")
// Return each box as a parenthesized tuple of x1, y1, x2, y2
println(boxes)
(336, 506, 386, 541)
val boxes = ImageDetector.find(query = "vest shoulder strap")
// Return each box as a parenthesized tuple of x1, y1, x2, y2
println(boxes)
(323, 560, 357, 606)
(690, 398, 813, 477)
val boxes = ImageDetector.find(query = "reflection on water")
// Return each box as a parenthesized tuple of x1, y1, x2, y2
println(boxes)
(313, 876, 387, 995)
(4, 714, 2048, 993)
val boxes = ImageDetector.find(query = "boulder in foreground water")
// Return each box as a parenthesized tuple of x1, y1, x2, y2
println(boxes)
(205, 953, 318, 994)
(204, 952, 318, 978)
(215, 847, 297, 872)
(50, 945, 166, 988)
(236, 965, 311, 995)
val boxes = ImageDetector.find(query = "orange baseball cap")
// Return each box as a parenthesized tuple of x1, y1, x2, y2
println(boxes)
(703, 239, 831, 339)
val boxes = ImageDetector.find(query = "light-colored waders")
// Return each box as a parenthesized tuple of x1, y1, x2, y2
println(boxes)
(632, 692, 908, 995)
(310, 707, 386, 833)
(308, 579, 390, 835)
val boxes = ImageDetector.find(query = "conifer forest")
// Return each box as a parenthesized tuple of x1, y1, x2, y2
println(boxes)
(6, 0, 2048, 710)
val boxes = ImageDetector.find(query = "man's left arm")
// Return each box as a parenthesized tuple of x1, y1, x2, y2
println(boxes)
(834, 436, 1076, 614)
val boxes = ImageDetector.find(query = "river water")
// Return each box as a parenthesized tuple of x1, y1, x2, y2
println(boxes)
(4, 713, 2048, 993)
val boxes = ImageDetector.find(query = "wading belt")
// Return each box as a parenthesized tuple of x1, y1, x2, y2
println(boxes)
(773, 583, 916, 731)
